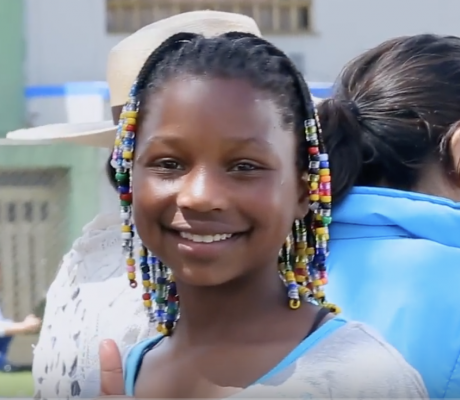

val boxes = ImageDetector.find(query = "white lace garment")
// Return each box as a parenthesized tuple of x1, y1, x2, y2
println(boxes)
(32, 213, 154, 399)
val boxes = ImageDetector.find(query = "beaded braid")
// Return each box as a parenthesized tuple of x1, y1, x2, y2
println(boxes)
(112, 32, 339, 336)
(111, 32, 198, 335)
(264, 43, 337, 313)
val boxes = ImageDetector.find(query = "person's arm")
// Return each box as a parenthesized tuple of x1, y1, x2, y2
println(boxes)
(0, 321, 27, 336)
(0, 315, 41, 337)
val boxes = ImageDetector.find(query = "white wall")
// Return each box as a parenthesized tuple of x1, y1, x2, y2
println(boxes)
(24, 0, 108, 85)
(24, 0, 460, 87)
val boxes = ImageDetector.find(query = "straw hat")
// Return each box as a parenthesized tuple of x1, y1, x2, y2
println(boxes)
(6, 10, 261, 148)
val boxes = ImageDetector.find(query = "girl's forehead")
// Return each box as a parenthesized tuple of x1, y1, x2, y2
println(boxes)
(140, 77, 284, 135)
(135, 77, 296, 159)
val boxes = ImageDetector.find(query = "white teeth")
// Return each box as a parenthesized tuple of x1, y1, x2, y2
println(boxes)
(179, 232, 233, 243)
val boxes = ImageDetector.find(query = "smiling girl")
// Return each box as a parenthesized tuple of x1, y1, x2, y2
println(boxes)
(103, 31, 428, 398)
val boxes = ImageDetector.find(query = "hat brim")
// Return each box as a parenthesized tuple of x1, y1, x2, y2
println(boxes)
(6, 120, 117, 149)
(6, 96, 323, 149)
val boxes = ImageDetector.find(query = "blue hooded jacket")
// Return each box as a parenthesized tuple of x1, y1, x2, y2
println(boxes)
(327, 186, 460, 398)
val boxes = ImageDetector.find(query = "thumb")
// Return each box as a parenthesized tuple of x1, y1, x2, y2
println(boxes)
(99, 339, 125, 396)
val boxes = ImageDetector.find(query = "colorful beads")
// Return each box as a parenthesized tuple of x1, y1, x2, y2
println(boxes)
(111, 82, 180, 335)
(278, 100, 339, 315)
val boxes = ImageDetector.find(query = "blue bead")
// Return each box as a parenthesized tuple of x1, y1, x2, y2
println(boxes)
(287, 283, 297, 291)
(315, 254, 326, 262)
(118, 186, 129, 194)
(148, 256, 157, 264)
(157, 277, 167, 284)
(319, 161, 329, 168)
(139, 256, 147, 264)
(142, 273, 150, 280)
(154, 310, 165, 318)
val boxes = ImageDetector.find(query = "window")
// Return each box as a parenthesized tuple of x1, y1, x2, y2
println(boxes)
(106, 0, 312, 34)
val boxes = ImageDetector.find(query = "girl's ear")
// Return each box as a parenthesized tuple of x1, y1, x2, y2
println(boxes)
(450, 124, 460, 177)
(294, 173, 310, 220)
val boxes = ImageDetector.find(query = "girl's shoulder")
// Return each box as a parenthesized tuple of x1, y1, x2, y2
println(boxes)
(264, 320, 428, 399)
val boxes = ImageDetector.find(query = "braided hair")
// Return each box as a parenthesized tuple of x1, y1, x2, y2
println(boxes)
(111, 32, 336, 335)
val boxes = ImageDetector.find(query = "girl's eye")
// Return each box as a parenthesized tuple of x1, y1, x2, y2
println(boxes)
(231, 162, 259, 172)
(155, 160, 183, 170)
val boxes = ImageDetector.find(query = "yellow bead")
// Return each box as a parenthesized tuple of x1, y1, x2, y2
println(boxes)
(121, 225, 131, 232)
(317, 233, 329, 241)
(289, 299, 301, 309)
(121, 111, 138, 118)
(319, 169, 330, 176)
(122, 151, 133, 160)
(321, 195, 332, 203)
(316, 227, 326, 235)
(310, 194, 320, 201)
(315, 291, 325, 299)
(127, 272, 135, 280)
(143, 280, 150, 288)
(313, 279, 323, 287)
(295, 261, 305, 268)
(139, 248, 146, 257)
(324, 302, 341, 314)
(115, 138, 121, 146)
(151, 283, 157, 290)
(298, 286, 309, 296)
(143, 300, 152, 308)
(157, 324, 168, 334)
(307, 247, 315, 255)
(296, 276, 306, 283)
(309, 182, 318, 190)
(285, 271, 295, 281)
(124, 117, 136, 125)
(126, 258, 135, 266)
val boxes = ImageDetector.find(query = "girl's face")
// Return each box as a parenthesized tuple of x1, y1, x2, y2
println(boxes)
(133, 76, 308, 286)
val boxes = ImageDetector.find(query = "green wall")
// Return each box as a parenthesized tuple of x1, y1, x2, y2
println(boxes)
(0, 0, 25, 136)
(0, 144, 101, 249)
(0, 0, 102, 249)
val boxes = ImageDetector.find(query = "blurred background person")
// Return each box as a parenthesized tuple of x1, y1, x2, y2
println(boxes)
(318, 34, 460, 399)
(0, 267, 41, 373)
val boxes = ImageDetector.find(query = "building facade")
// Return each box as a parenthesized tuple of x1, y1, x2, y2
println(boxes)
(0, 0, 104, 364)
(24, 0, 460, 89)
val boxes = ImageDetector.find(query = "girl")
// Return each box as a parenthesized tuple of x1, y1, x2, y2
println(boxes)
(8, 11, 263, 399)
(318, 34, 460, 398)
(104, 31, 427, 398)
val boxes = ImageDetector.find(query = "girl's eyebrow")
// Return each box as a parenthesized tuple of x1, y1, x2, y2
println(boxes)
(144, 135, 274, 147)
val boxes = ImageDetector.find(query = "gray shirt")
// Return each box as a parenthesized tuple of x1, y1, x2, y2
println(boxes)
(82, 319, 428, 398)
(232, 321, 428, 399)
